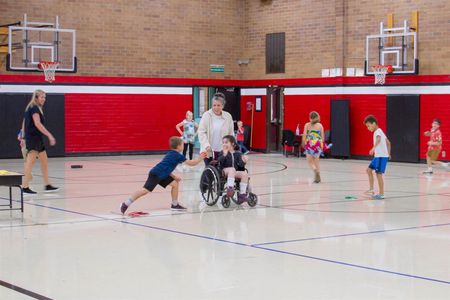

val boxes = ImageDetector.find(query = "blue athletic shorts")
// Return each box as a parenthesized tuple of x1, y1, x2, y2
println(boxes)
(368, 157, 388, 174)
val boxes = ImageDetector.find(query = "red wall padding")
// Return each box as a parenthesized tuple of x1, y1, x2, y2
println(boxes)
(346, 95, 386, 156)
(240, 96, 267, 150)
(284, 95, 331, 135)
(65, 94, 192, 153)
(419, 95, 450, 159)
(284, 95, 387, 156)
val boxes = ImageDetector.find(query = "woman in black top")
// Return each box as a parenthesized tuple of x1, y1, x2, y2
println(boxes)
(218, 135, 249, 203)
(21, 90, 59, 194)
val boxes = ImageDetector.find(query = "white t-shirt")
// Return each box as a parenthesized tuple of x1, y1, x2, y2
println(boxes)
(373, 128, 389, 157)
(211, 113, 225, 152)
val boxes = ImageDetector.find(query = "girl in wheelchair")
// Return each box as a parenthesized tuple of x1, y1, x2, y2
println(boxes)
(218, 135, 249, 203)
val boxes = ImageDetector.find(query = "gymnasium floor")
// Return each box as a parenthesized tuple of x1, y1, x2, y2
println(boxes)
(0, 154, 449, 300)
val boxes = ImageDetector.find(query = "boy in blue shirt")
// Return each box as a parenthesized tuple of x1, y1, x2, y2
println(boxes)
(120, 136, 206, 214)
(364, 115, 391, 200)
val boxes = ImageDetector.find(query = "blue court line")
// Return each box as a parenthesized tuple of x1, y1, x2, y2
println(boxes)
(4, 200, 450, 286)
(251, 245, 450, 285)
(252, 222, 450, 246)
(5, 200, 249, 247)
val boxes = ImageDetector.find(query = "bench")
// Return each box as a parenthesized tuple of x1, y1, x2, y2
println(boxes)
(0, 170, 24, 213)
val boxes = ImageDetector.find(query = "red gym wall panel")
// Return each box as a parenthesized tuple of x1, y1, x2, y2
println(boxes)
(284, 94, 386, 157)
(419, 95, 450, 160)
(240, 95, 267, 150)
(65, 94, 192, 153)
(346, 95, 387, 156)
(284, 95, 331, 135)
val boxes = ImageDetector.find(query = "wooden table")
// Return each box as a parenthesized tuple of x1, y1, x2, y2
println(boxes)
(0, 171, 24, 213)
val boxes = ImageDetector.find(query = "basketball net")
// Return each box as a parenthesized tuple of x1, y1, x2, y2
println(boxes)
(371, 65, 389, 85)
(38, 61, 59, 83)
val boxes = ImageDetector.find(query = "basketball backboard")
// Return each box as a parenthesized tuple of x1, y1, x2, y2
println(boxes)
(365, 19, 418, 75)
(6, 15, 76, 72)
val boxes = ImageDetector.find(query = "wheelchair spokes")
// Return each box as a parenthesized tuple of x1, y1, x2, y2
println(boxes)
(200, 167, 221, 206)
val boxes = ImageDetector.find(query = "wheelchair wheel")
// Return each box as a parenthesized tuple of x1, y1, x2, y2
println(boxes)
(199, 166, 222, 206)
(221, 195, 231, 208)
(248, 193, 258, 207)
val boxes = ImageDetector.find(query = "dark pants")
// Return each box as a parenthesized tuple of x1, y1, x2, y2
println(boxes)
(183, 142, 194, 160)
(237, 141, 248, 153)
(204, 151, 221, 166)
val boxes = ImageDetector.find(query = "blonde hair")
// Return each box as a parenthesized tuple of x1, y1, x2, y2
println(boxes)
(25, 90, 45, 112)
(309, 111, 320, 124)
(186, 110, 193, 118)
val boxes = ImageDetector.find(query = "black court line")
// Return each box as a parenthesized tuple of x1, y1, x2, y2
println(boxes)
(260, 206, 450, 214)
(250, 189, 450, 214)
(4, 178, 433, 203)
(18, 156, 286, 180)
(26, 170, 420, 189)
(0, 218, 112, 229)
(266, 205, 450, 214)
(4, 186, 448, 219)
(4, 200, 449, 286)
(252, 222, 450, 246)
(0, 279, 53, 300)
(257, 193, 450, 214)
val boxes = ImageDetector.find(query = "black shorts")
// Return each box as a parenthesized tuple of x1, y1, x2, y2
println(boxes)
(26, 137, 46, 153)
(143, 173, 174, 191)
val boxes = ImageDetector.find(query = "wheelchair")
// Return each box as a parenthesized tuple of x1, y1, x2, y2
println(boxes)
(199, 161, 258, 208)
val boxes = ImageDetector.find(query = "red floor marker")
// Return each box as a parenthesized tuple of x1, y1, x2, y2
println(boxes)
(128, 211, 149, 217)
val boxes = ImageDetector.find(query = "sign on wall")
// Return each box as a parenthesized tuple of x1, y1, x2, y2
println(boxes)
(210, 64, 224, 73)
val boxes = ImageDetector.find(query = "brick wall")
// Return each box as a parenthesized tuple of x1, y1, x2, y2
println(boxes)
(1, 0, 449, 78)
(242, 1, 338, 79)
(0, 0, 245, 79)
(344, 0, 450, 75)
(242, 0, 450, 78)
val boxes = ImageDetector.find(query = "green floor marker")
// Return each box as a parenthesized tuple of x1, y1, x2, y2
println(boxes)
(345, 195, 358, 200)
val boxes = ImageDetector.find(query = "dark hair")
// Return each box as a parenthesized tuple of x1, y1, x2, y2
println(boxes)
(169, 136, 183, 149)
(222, 135, 240, 151)
(309, 111, 320, 124)
(433, 118, 441, 125)
(364, 115, 378, 125)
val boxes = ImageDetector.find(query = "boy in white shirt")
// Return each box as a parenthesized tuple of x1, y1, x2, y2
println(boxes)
(364, 115, 391, 200)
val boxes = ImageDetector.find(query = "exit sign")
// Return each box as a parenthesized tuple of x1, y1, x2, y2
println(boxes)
(210, 64, 224, 73)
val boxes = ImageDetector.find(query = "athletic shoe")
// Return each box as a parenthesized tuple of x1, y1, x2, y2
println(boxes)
(422, 169, 433, 174)
(44, 185, 59, 192)
(120, 202, 128, 215)
(237, 193, 248, 204)
(372, 194, 385, 200)
(226, 186, 235, 197)
(244, 151, 250, 155)
(23, 187, 37, 194)
(171, 204, 187, 210)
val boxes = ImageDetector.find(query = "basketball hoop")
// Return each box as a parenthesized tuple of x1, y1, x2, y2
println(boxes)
(371, 65, 390, 85)
(38, 61, 59, 83)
